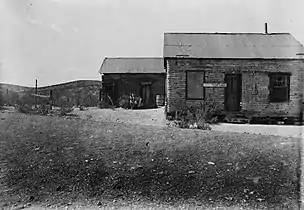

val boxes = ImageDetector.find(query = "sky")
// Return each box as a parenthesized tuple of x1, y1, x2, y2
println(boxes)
(1, 0, 304, 87)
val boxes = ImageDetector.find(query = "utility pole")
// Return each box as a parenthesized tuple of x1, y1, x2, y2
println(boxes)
(49, 89, 53, 110)
(35, 79, 38, 108)
(296, 53, 304, 210)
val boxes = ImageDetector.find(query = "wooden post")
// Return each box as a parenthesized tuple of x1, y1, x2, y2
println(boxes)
(296, 53, 304, 210)
(49, 90, 53, 110)
(99, 89, 102, 102)
(35, 79, 38, 108)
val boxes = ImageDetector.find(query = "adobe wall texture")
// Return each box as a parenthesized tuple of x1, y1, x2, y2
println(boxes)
(165, 59, 304, 117)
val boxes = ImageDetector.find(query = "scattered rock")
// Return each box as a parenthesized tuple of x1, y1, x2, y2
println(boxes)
(29, 195, 35, 202)
(224, 197, 233, 201)
(246, 176, 262, 184)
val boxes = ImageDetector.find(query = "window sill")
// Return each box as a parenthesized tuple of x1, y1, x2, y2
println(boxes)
(269, 100, 290, 103)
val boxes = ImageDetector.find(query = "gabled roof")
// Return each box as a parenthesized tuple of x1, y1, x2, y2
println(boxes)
(163, 33, 304, 59)
(99, 57, 165, 74)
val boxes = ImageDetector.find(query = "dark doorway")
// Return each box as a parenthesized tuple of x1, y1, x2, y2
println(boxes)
(225, 74, 242, 111)
(141, 83, 152, 108)
(104, 83, 118, 105)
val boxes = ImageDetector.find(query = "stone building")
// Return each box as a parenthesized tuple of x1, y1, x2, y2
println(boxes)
(163, 30, 304, 119)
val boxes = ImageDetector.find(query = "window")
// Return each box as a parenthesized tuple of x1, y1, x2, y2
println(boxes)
(186, 71, 204, 99)
(269, 73, 290, 102)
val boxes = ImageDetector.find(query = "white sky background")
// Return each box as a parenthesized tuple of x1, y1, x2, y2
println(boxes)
(0, 0, 304, 87)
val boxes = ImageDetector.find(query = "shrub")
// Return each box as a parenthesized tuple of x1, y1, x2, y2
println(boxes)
(98, 100, 115, 110)
(176, 106, 211, 130)
(99, 93, 115, 109)
(39, 104, 50, 115)
(118, 94, 130, 109)
(79, 105, 86, 111)
(16, 103, 51, 116)
(18, 92, 36, 107)
(118, 93, 143, 109)
(167, 101, 224, 130)
(59, 106, 74, 116)
(17, 104, 32, 114)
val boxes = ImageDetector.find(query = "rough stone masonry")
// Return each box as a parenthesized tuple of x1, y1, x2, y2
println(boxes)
(165, 59, 304, 118)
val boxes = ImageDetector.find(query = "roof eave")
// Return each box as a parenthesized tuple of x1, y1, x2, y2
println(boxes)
(98, 57, 108, 74)
(163, 56, 302, 60)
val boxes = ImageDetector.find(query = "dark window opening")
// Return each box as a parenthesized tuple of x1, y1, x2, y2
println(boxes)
(269, 73, 290, 102)
(186, 71, 205, 99)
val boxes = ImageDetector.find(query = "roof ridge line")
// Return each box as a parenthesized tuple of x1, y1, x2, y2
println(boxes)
(105, 57, 163, 59)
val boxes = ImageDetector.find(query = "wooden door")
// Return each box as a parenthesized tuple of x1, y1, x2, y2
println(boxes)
(141, 84, 151, 108)
(104, 83, 118, 105)
(225, 74, 242, 111)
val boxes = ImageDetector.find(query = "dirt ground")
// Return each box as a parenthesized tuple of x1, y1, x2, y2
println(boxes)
(212, 123, 303, 138)
(0, 107, 301, 210)
(74, 107, 303, 138)
(74, 107, 167, 127)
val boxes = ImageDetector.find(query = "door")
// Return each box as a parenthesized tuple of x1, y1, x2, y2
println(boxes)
(104, 83, 118, 105)
(225, 74, 242, 111)
(141, 84, 151, 108)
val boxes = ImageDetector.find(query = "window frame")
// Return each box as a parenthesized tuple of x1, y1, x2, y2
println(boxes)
(268, 72, 291, 103)
(185, 71, 205, 100)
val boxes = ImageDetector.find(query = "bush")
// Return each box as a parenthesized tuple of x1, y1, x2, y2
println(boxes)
(177, 107, 211, 130)
(118, 93, 143, 109)
(168, 101, 224, 130)
(59, 106, 74, 116)
(18, 92, 36, 107)
(39, 104, 50, 115)
(17, 104, 33, 114)
(16, 104, 51, 116)
(99, 93, 115, 109)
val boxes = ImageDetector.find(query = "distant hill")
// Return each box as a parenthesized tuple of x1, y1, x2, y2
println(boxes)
(0, 83, 33, 93)
(0, 80, 102, 91)
(0, 80, 103, 107)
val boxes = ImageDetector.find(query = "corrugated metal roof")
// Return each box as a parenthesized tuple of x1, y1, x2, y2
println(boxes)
(99, 57, 165, 74)
(164, 33, 304, 59)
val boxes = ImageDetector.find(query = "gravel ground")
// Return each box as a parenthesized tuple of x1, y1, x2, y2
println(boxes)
(74, 107, 167, 127)
(74, 107, 303, 138)
(212, 123, 303, 138)
(0, 107, 301, 210)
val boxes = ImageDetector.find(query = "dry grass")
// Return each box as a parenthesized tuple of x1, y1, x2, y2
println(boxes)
(0, 112, 300, 210)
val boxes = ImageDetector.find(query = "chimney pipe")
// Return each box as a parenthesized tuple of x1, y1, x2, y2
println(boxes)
(265, 23, 268, 34)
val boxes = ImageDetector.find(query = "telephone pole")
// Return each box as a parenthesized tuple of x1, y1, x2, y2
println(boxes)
(296, 52, 304, 209)
(35, 79, 38, 108)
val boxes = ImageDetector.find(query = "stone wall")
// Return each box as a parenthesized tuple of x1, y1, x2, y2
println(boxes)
(165, 59, 304, 117)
